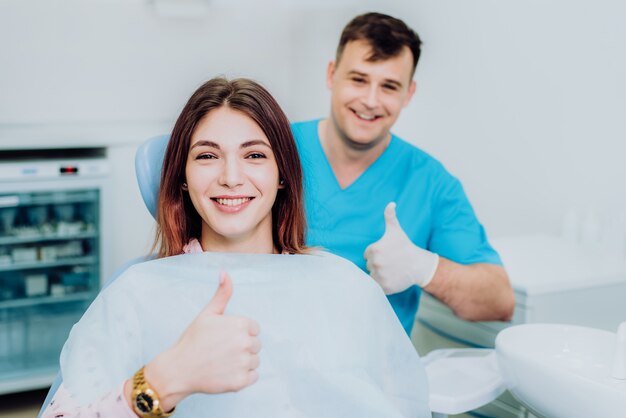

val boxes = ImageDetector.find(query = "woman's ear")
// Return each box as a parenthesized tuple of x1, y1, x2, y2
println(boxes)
(278, 178, 285, 189)
(182, 182, 189, 191)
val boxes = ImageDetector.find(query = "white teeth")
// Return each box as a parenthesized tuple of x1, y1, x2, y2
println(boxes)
(216, 198, 251, 206)
(357, 113, 376, 121)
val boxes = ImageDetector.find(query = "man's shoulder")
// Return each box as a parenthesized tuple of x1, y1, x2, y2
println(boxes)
(291, 119, 321, 163)
(391, 133, 447, 172)
(291, 119, 319, 137)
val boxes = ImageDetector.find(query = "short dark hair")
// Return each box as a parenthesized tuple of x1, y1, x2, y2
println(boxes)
(155, 77, 307, 257)
(336, 12, 422, 77)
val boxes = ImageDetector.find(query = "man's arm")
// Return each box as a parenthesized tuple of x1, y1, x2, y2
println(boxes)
(424, 259, 514, 321)
(364, 202, 515, 322)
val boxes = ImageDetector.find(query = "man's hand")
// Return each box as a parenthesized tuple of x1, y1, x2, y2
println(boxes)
(364, 202, 439, 294)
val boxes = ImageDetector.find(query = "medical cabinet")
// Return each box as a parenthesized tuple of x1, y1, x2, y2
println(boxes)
(0, 148, 109, 394)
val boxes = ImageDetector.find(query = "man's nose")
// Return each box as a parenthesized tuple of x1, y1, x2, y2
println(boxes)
(363, 85, 379, 109)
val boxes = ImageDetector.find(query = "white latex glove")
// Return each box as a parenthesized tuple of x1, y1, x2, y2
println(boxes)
(364, 202, 439, 294)
(146, 272, 261, 408)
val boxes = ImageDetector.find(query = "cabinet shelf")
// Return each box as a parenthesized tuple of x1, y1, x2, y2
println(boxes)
(1, 190, 99, 207)
(0, 231, 97, 246)
(0, 256, 97, 272)
(0, 291, 95, 309)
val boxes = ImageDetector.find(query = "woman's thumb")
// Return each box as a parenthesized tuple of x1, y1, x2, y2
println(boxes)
(204, 271, 233, 315)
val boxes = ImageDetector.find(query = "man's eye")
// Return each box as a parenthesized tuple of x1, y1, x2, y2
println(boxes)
(383, 84, 399, 91)
(351, 77, 366, 84)
(247, 152, 266, 159)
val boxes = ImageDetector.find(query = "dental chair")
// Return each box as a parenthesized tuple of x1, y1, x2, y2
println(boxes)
(39, 133, 506, 418)
(38, 134, 170, 417)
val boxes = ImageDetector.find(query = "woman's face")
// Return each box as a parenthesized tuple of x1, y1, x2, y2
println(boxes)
(185, 107, 282, 253)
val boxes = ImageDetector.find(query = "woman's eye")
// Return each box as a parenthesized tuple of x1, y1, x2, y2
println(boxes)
(196, 153, 216, 160)
(246, 152, 266, 159)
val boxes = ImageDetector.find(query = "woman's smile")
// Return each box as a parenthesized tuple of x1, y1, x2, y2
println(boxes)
(211, 196, 254, 213)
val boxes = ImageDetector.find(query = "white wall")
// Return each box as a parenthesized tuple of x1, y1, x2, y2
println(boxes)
(0, 0, 295, 124)
(403, 0, 626, 242)
(1, 0, 625, 269)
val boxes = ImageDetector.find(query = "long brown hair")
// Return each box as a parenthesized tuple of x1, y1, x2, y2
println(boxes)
(154, 77, 307, 257)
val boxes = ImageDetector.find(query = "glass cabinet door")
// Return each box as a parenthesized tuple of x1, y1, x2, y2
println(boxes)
(0, 189, 100, 391)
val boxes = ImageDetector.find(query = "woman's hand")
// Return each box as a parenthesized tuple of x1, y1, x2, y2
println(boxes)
(142, 272, 261, 410)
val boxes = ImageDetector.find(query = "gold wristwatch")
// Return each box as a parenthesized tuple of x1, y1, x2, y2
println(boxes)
(131, 366, 175, 417)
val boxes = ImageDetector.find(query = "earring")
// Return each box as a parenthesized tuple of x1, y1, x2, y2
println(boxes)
(182, 182, 188, 190)
(279, 179, 285, 185)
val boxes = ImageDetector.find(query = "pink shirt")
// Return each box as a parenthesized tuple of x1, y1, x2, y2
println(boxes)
(41, 382, 137, 418)
(41, 240, 204, 418)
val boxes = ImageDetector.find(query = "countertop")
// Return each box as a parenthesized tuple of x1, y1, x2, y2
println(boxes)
(0, 121, 173, 150)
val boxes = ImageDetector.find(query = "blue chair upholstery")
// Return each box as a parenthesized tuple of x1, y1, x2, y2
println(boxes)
(135, 134, 169, 219)
(38, 134, 170, 416)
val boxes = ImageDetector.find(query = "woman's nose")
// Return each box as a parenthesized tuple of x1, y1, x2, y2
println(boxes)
(218, 158, 244, 188)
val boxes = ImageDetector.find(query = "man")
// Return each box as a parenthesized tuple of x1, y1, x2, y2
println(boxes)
(292, 12, 515, 335)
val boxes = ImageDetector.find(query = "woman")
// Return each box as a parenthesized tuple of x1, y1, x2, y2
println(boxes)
(42, 78, 429, 418)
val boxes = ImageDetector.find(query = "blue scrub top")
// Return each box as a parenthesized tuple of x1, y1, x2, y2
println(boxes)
(292, 119, 502, 334)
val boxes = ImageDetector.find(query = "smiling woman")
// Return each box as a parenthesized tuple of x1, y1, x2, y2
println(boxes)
(155, 78, 307, 258)
(184, 108, 281, 253)
(40, 77, 430, 418)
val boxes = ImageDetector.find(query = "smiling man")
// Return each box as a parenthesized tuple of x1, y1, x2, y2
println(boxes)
(292, 12, 515, 335)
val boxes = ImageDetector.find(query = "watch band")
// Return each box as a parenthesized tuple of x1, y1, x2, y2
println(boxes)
(131, 366, 175, 417)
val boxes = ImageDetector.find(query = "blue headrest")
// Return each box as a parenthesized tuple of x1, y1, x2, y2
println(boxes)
(135, 134, 169, 219)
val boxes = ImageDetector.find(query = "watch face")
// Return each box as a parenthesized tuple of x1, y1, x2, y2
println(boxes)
(136, 392, 155, 413)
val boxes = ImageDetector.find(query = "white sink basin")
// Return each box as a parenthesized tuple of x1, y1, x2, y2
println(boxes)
(495, 323, 626, 418)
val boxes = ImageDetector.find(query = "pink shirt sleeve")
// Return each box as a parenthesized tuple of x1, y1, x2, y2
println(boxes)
(182, 238, 203, 254)
(41, 382, 137, 418)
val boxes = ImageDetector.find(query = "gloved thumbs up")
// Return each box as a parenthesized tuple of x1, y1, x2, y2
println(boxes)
(383, 202, 400, 231)
(364, 202, 439, 294)
(205, 272, 233, 315)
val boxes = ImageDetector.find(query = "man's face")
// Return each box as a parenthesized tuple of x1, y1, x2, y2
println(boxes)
(327, 40, 416, 151)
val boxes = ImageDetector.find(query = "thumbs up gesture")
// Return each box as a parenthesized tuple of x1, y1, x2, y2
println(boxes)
(364, 202, 439, 294)
(149, 271, 261, 403)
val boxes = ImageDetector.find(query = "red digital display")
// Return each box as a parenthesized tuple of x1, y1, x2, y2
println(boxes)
(60, 166, 79, 174)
